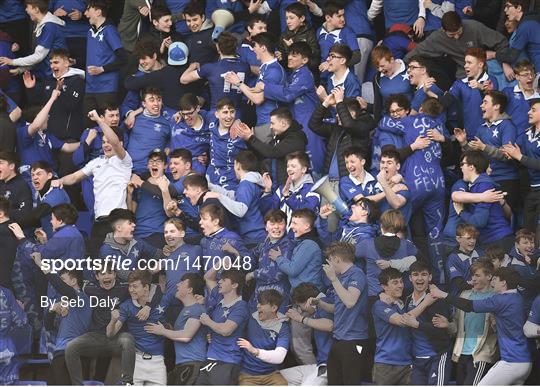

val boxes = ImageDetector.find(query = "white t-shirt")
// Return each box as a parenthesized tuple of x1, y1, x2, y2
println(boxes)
(81, 152, 133, 219)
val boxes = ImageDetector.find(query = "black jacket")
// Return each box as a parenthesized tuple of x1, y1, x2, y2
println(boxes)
(247, 120, 307, 185)
(405, 296, 453, 355)
(0, 111, 16, 152)
(26, 68, 86, 140)
(0, 174, 32, 224)
(309, 103, 375, 177)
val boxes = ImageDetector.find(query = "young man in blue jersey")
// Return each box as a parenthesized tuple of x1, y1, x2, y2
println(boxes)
(127, 149, 168, 247)
(430, 267, 533, 385)
(318, 197, 379, 247)
(499, 0, 540, 75)
(83, 0, 127, 124)
(156, 219, 202, 300)
(459, 91, 520, 215)
(371, 94, 410, 174)
(17, 89, 80, 178)
(322, 241, 371, 385)
(402, 260, 453, 386)
(225, 32, 286, 143)
(99, 208, 163, 282)
(377, 149, 412, 223)
(442, 48, 498, 139)
(508, 229, 539, 309)
(370, 45, 413, 122)
(503, 99, 540, 241)
(406, 56, 444, 114)
(316, 2, 360, 77)
(246, 210, 293, 313)
(207, 98, 247, 190)
(197, 268, 249, 385)
(166, 174, 228, 239)
(237, 15, 266, 88)
(205, 150, 266, 246)
(453, 151, 514, 250)
(269, 208, 323, 291)
(257, 42, 324, 176)
(317, 45, 361, 101)
(31, 253, 91, 385)
(446, 223, 482, 295)
(237, 289, 290, 385)
(169, 94, 210, 175)
(144, 272, 207, 385)
(180, 32, 249, 113)
(236, 107, 307, 188)
(260, 151, 320, 229)
(198, 203, 250, 268)
(29, 161, 71, 238)
(503, 61, 539, 135)
(107, 269, 168, 386)
(339, 146, 382, 206)
(0, 284, 27, 385)
(372, 268, 413, 385)
(0, 0, 66, 79)
(445, 260, 497, 385)
(281, 283, 333, 385)
(127, 87, 171, 174)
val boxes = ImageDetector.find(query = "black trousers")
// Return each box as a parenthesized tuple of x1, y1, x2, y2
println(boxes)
(88, 216, 111, 260)
(48, 353, 72, 385)
(195, 361, 240, 385)
(523, 189, 540, 233)
(456, 355, 491, 386)
(328, 339, 371, 385)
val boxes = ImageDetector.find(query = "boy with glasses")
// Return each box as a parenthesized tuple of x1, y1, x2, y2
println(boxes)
(318, 44, 361, 100)
(170, 93, 211, 175)
(502, 60, 540, 135)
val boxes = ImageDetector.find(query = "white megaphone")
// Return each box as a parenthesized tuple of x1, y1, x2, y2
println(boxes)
(211, 9, 235, 41)
(311, 176, 349, 217)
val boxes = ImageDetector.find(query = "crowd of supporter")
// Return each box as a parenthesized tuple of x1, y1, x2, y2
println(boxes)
(1, 0, 540, 385)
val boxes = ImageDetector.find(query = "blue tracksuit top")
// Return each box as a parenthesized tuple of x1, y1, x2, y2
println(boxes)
(275, 232, 323, 290)
(475, 117, 518, 181)
(457, 173, 513, 245)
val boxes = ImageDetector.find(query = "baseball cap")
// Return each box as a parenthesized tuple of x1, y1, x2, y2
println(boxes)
(168, 42, 189, 66)
(148, 148, 167, 163)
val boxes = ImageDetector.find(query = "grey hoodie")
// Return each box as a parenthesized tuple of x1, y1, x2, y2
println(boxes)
(209, 171, 265, 217)
(404, 19, 508, 78)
